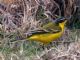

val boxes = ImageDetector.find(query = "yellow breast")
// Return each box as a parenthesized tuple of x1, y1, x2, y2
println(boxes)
(27, 31, 62, 44)
(27, 20, 67, 44)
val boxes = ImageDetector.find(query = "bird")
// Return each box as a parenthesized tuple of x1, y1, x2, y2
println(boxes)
(27, 18, 67, 44)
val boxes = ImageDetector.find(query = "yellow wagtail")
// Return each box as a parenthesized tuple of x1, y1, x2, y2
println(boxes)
(27, 18, 67, 44)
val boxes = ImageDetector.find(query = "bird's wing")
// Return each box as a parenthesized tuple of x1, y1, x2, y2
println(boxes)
(27, 22, 62, 37)
(42, 22, 62, 32)
(27, 29, 49, 38)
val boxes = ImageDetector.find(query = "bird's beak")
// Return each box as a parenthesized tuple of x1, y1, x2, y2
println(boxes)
(64, 20, 67, 24)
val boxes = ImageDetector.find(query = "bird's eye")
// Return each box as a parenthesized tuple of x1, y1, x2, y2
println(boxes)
(59, 20, 64, 23)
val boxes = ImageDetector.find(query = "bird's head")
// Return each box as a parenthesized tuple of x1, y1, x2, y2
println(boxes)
(55, 17, 68, 31)
(55, 17, 67, 24)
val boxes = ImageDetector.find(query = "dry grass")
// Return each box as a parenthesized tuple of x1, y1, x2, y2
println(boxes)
(0, 0, 79, 60)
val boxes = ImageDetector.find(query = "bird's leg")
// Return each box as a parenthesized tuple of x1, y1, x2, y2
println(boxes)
(29, 41, 39, 56)
(43, 44, 49, 53)
(39, 43, 49, 53)
(35, 42, 43, 57)
(35, 45, 38, 57)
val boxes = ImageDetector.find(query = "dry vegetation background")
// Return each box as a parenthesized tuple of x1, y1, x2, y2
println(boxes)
(0, 0, 80, 60)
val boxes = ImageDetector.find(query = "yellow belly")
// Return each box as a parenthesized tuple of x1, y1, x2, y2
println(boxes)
(28, 32, 62, 44)
(27, 20, 66, 44)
